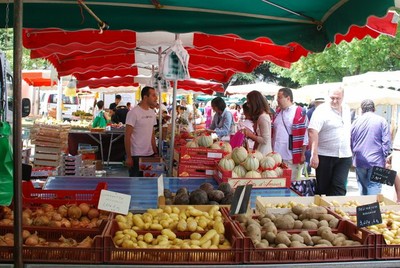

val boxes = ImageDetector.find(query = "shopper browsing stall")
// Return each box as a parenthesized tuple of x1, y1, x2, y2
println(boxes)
(206, 97, 234, 141)
(308, 87, 352, 196)
(272, 87, 308, 180)
(243, 90, 272, 155)
(125, 86, 158, 177)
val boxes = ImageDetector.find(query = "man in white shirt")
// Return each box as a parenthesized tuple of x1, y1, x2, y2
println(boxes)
(125, 86, 158, 177)
(273, 88, 308, 180)
(308, 87, 352, 195)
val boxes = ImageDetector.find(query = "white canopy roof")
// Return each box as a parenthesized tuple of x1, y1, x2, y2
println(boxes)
(293, 80, 400, 109)
(226, 82, 281, 96)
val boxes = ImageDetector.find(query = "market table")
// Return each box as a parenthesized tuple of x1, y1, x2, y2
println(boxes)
(68, 129, 125, 165)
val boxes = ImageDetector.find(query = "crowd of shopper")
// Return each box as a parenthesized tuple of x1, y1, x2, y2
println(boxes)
(93, 87, 399, 201)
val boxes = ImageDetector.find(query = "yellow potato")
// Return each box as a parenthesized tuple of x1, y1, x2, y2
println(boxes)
(150, 223, 163, 230)
(177, 219, 187, 232)
(163, 206, 172, 214)
(190, 232, 202, 240)
(162, 229, 177, 240)
(213, 221, 225, 234)
(137, 241, 148, 248)
(132, 215, 145, 229)
(144, 233, 153, 243)
(201, 240, 212, 249)
(187, 220, 198, 232)
(199, 229, 217, 245)
(172, 207, 180, 214)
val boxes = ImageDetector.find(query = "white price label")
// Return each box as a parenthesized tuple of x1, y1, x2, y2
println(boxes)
(98, 190, 131, 215)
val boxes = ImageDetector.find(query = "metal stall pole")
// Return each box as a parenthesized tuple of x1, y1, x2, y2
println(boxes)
(157, 47, 163, 156)
(13, 0, 24, 267)
(168, 80, 178, 176)
(56, 77, 63, 121)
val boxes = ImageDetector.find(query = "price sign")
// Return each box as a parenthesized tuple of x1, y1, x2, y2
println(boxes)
(356, 202, 382, 228)
(370, 166, 396, 186)
(98, 190, 131, 215)
(157, 174, 164, 197)
(230, 185, 252, 215)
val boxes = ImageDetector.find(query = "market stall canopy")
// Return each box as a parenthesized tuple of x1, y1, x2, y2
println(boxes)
(226, 82, 282, 96)
(22, 70, 57, 87)
(2, 1, 399, 52)
(342, 70, 400, 91)
(22, 29, 310, 87)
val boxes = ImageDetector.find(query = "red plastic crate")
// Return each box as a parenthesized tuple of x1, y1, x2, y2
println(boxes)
(104, 220, 243, 264)
(234, 220, 375, 264)
(0, 223, 107, 263)
(214, 164, 291, 189)
(375, 234, 400, 259)
(22, 181, 107, 207)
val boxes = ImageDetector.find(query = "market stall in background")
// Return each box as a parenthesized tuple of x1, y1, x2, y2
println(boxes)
(1, 0, 400, 266)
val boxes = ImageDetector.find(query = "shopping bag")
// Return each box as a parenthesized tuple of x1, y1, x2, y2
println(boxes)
(230, 130, 245, 149)
(0, 121, 13, 206)
(92, 111, 107, 128)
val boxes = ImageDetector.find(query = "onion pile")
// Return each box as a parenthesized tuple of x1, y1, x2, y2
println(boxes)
(0, 230, 93, 248)
(0, 203, 108, 229)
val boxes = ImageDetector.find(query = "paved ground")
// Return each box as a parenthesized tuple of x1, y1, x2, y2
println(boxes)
(305, 169, 398, 201)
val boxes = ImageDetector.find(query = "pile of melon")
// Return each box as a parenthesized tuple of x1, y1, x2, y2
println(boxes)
(218, 146, 285, 178)
(186, 135, 232, 153)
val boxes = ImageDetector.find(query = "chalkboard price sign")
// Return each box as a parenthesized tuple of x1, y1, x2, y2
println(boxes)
(356, 202, 382, 228)
(370, 166, 396, 186)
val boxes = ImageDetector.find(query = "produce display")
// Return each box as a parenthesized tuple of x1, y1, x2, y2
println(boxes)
(218, 148, 287, 179)
(0, 203, 108, 229)
(163, 182, 234, 205)
(113, 205, 230, 249)
(33, 117, 92, 129)
(0, 230, 93, 248)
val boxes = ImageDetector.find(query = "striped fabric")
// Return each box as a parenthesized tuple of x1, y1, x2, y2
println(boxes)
(291, 106, 308, 164)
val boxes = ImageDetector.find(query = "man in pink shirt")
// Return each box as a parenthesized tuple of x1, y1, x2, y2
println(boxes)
(125, 86, 158, 177)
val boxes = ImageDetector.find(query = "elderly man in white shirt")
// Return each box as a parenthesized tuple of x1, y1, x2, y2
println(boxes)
(308, 87, 352, 196)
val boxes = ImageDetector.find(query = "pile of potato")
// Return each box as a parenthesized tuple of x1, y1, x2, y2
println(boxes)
(234, 205, 364, 248)
(113, 205, 231, 249)
(238, 205, 339, 231)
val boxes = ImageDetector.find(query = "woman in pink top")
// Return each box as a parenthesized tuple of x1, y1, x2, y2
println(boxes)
(204, 101, 212, 128)
(244, 90, 273, 155)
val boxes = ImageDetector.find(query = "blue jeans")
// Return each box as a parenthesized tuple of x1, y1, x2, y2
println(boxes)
(356, 167, 382, 195)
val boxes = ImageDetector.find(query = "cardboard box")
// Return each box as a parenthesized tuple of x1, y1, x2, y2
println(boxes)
(174, 147, 226, 164)
(139, 157, 165, 171)
(319, 194, 399, 213)
(173, 164, 215, 177)
(214, 164, 291, 189)
(255, 196, 321, 215)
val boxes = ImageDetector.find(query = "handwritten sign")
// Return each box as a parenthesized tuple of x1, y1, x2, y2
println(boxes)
(230, 185, 252, 215)
(98, 190, 131, 215)
(356, 201, 382, 228)
(370, 166, 396, 186)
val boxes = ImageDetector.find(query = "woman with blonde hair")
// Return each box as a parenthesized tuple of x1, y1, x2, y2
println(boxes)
(244, 90, 272, 155)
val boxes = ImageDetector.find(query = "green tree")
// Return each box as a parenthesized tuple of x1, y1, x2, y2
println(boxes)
(0, 29, 49, 70)
(270, 26, 400, 87)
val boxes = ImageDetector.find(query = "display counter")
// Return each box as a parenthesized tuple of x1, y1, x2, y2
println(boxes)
(43, 176, 298, 211)
(68, 129, 125, 164)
